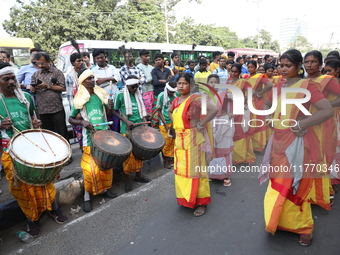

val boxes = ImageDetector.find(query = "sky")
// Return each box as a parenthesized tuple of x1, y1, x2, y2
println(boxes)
(1, 0, 340, 49)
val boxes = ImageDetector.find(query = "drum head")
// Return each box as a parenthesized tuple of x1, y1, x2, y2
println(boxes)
(131, 126, 164, 150)
(92, 130, 132, 156)
(9, 129, 70, 165)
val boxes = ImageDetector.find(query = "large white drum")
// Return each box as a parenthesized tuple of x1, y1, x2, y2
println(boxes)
(8, 129, 72, 186)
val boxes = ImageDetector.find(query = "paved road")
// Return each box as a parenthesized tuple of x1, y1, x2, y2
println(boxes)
(1, 153, 339, 255)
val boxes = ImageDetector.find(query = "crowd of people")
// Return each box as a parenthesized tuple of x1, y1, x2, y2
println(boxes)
(1, 46, 340, 247)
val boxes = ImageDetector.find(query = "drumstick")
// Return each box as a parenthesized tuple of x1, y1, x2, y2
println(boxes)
(133, 121, 151, 126)
(94, 121, 114, 127)
(156, 107, 170, 134)
(33, 111, 56, 156)
(109, 81, 113, 99)
(149, 105, 161, 119)
(0, 115, 47, 153)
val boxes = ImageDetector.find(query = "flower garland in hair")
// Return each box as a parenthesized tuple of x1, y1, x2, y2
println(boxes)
(197, 82, 222, 106)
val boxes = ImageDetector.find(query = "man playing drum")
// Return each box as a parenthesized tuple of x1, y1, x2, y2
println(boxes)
(0, 62, 67, 237)
(69, 69, 118, 213)
(113, 75, 151, 192)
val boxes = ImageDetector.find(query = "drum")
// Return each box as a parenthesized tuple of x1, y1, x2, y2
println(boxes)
(91, 130, 132, 170)
(8, 129, 71, 186)
(129, 126, 165, 161)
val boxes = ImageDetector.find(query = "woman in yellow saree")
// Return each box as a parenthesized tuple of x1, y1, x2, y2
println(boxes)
(169, 72, 218, 217)
(262, 49, 334, 246)
(304, 51, 340, 208)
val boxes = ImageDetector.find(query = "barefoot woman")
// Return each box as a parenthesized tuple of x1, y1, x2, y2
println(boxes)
(263, 49, 334, 246)
(170, 72, 218, 216)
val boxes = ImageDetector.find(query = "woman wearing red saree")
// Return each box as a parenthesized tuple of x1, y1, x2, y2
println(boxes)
(263, 49, 334, 246)
(170, 72, 218, 217)
(304, 51, 340, 206)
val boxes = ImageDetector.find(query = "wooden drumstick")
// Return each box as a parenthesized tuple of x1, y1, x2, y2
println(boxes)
(0, 115, 47, 153)
(33, 111, 56, 156)
(149, 105, 161, 119)
(133, 121, 151, 126)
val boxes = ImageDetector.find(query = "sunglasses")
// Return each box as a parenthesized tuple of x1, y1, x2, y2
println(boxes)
(129, 85, 139, 89)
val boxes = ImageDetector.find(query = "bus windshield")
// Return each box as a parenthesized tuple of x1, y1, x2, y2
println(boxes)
(0, 37, 34, 67)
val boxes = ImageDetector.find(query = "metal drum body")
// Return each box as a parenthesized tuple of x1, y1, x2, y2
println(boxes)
(130, 126, 165, 161)
(91, 130, 132, 170)
(8, 129, 71, 186)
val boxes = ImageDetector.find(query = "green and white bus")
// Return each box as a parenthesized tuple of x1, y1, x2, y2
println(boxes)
(57, 40, 225, 73)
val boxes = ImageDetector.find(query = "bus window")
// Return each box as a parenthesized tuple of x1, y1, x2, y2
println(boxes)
(0, 37, 34, 67)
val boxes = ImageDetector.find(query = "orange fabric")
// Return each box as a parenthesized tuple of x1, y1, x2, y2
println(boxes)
(122, 134, 143, 174)
(3, 152, 56, 221)
(307, 75, 338, 210)
(159, 123, 174, 157)
(81, 146, 113, 195)
(247, 74, 267, 152)
(230, 79, 256, 164)
(264, 79, 324, 235)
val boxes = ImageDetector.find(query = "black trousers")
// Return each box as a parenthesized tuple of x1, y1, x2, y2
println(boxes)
(39, 110, 69, 142)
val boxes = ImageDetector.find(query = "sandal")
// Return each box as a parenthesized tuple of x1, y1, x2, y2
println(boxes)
(194, 205, 207, 217)
(299, 234, 313, 247)
(223, 178, 231, 187)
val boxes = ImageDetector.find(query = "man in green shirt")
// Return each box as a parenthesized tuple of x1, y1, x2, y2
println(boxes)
(0, 62, 67, 236)
(156, 81, 178, 169)
(113, 75, 151, 192)
(69, 69, 118, 212)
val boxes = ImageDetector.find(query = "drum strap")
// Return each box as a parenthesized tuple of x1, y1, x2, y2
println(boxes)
(0, 94, 33, 129)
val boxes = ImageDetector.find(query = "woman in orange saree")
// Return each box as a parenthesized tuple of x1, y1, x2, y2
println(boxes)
(304, 51, 340, 207)
(246, 60, 273, 153)
(262, 49, 334, 246)
(170, 72, 218, 217)
(228, 64, 256, 165)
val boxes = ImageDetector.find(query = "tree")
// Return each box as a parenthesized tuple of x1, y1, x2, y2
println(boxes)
(287, 36, 312, 52)
(174, 17, 240, 48)
(240, 29, 280, 52)
(2, 0, 200, 56)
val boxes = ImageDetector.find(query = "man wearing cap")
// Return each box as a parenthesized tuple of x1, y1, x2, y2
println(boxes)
(69, 69, 118, 213)
(137, 49, 154, 114)
(113, 75, 150, 193)
(0, 62, 67, 236)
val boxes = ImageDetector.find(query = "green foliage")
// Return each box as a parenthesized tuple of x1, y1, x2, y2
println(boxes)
(240, 29, 281, 52)
(174, 17, 240, 49)
(287, 36, 313, 53)
(3, 0, 281, 58)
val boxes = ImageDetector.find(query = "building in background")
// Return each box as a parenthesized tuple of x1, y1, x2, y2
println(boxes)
(279, 18, 309, 49)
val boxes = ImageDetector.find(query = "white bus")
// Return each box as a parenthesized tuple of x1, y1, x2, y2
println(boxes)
(57, 40, 225, 73)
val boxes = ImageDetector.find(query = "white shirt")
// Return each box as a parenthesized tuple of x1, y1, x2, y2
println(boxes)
(91, 64, 121, 96)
